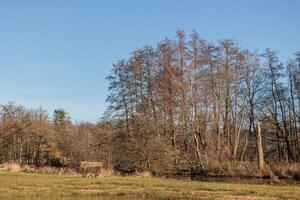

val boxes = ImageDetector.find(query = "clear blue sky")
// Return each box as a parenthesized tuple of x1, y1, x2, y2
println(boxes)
(0, 0, 299, 122)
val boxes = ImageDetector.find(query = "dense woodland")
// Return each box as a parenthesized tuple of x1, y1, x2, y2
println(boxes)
(1, 30, 300, 178)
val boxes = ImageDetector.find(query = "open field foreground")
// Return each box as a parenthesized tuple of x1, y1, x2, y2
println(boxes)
(0, 171, 299, 200)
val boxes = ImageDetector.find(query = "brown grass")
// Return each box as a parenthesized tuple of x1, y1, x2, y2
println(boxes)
(271, 162, 300, 179)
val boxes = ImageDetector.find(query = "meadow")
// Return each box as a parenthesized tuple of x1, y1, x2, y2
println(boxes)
(0, 171, 299, 200)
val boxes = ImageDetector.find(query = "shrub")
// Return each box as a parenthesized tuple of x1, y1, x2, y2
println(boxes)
(271, 162, 300, 179)
(227, 161, 258, 178)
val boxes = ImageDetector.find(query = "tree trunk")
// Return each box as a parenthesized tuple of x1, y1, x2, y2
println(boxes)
(257, 122, 265, 171)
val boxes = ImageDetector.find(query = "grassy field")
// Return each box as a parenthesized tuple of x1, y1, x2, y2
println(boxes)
(0, 171, 299, 200)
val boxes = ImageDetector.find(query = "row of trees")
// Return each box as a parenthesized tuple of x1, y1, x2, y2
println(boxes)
(0, 30, 299, 177)
(0, 104, 113, 168)
(106, 30, 300, 174)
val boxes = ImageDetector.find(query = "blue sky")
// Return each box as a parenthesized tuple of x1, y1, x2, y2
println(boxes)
(0, 0, 299, 122)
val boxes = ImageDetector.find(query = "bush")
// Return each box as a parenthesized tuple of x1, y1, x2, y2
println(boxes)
(227, 161, 258, 178)
(271, 162, 300, 179)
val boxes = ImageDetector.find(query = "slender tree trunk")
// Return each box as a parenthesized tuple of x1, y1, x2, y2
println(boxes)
(257, 122, 265, 172)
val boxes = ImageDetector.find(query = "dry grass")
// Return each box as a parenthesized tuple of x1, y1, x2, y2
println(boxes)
(0, 163, 23, 172)
(0, 163, 80, 176)
(227, 161, 258, 178)
(98, 168, 115, 177)
(133, 171, 152, 178)
(271, 163, 300, 179)
(0, 171, 299, 200)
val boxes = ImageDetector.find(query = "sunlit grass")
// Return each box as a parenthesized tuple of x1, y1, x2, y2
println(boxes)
(0, 171, 299, 200)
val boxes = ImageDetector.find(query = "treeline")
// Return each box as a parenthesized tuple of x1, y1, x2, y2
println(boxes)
(0, 30, 299, 178)
(0, 104, 113, 169)
(106, 30, 300, 175)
